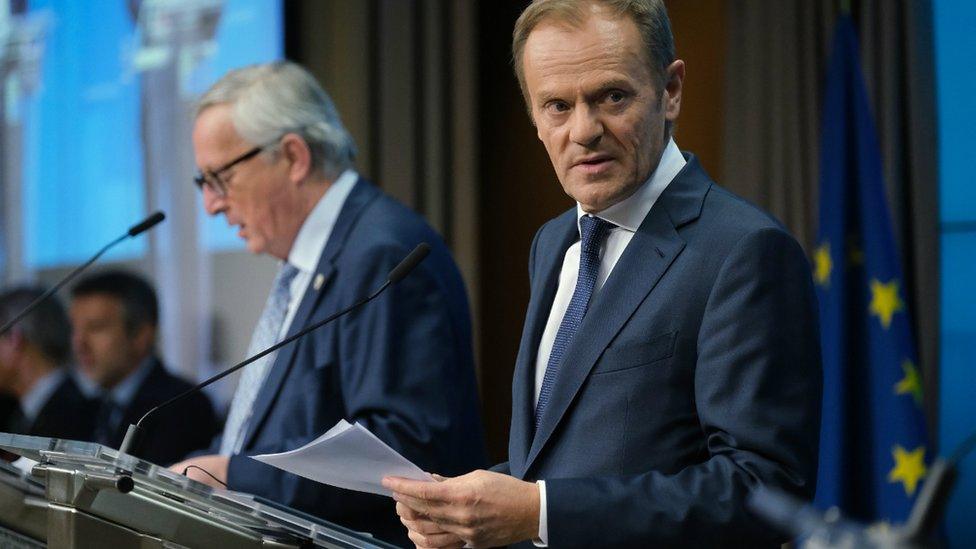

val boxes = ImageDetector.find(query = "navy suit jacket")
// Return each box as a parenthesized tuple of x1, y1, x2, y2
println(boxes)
(28, 375, 97, 441)
(223, 178, 486, 546)
(505, 156, 822, 548)
(106, 358, 218, 466)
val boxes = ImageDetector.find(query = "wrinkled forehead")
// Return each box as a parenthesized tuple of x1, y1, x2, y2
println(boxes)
(522, 14, 653, 97)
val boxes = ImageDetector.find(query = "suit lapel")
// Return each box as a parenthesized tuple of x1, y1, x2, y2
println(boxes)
(510, 212, 578, 476)
(242, 178, 380, 449)
(523, 157, 711, 474)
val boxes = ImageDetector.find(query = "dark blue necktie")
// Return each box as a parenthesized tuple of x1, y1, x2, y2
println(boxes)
(535, 215, 614, 429)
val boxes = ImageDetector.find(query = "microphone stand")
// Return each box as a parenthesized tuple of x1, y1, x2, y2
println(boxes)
(748, 429, 976, 549)
(118, 242, 431, 457)
(0, 211, 166, 337)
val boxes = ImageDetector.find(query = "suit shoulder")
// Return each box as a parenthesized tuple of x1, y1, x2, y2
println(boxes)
(535, 207, 577, 242)
(143, 364, 212, 408)
(696, 183, 799, 247)
(349, 191, 443, 248)
(338, 187, 461, 276)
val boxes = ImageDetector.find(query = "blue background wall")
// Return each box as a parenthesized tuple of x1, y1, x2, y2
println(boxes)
(934, 0, 976, 544)
(23, 0, 281, 267)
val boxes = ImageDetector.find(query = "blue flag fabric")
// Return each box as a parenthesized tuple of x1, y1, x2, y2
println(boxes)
(813, 16, 930, 523)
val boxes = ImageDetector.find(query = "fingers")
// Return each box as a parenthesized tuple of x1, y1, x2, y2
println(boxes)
(397, 504, 466, 549)
(407, 528, 464, 549)
(396, 501, 427, 521)
(384, 476, 447, 502)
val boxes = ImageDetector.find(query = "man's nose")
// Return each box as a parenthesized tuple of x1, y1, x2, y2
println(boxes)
(201, 185, 227, 216)
(71, 332, 85, 352)
(568, 105, 604, 147)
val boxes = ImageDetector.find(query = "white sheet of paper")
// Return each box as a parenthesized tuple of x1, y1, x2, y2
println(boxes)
(250, 420, 433, 497)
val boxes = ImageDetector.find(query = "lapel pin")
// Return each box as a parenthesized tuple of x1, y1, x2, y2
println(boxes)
(313, 273, 325, 290)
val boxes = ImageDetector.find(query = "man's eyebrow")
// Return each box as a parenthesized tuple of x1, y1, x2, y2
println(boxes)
(590, 79, 636, 95)
(534, 89, 563, 105)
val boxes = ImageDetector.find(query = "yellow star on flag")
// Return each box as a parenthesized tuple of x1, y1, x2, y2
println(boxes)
(895, 360, 924, 406)
(813, 243, 833, 287)
(869, 279, 904, 329)
(888, 445, 927, 496)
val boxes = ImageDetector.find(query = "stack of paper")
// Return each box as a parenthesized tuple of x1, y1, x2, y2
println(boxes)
(251, 420, 433, 497)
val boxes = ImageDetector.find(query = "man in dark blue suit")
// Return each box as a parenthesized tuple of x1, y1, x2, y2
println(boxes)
(71, 271, 218, 465)
(385, 1, 822, 547)
(173, 61, 486, 545)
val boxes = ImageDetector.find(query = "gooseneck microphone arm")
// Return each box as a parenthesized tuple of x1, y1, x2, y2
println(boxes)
(0, 211, 166, 337)
(118, 242, 432, 458)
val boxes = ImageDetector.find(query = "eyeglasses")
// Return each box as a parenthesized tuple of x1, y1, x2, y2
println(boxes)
(193, 146, 264, 197)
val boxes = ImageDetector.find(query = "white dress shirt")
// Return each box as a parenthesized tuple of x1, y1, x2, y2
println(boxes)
(532, 140, 686, 546)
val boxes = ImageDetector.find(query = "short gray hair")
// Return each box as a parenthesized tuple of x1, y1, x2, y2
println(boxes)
(195, 61, 357, 179)
(512, 0, 675, 104)
(0, 287, 71, 366)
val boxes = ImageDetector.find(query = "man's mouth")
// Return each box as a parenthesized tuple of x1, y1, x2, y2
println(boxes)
(573, 155, 614, 173)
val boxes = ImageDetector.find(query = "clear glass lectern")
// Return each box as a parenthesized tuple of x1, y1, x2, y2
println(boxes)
(0, 433, 397, 548)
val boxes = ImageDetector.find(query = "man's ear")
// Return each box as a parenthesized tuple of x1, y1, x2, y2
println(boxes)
(280, 133, 314, 184)
(663, 59, 685, 122)
(131, 324, 156, 358)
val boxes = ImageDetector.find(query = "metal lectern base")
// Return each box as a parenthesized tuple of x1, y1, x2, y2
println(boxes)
(47, 502, 176, 549)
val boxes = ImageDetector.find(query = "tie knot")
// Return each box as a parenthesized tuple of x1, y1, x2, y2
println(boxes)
(277, 263, 300, 287)
(579, 215, 613, 255)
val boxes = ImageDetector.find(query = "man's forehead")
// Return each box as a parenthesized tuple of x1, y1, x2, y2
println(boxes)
(71, 295, 123, 317)
(193, 104, 246, 155)
(523, 15, 650, 93)
(525, 11, 643, 65)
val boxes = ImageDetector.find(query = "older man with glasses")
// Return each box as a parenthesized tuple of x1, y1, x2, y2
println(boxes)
(171, 61, 486, 546)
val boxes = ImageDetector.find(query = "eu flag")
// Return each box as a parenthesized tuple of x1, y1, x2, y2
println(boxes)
(813, 16, 930, 522)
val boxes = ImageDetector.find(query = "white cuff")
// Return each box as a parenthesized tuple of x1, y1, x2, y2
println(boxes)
(533, 480, 548, 547)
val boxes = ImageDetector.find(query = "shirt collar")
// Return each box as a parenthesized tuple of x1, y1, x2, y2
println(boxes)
(20, 369, 66, 424)
(287, 169, 359, 273)
(107, 355, 155, 408)
(576, 138, 686, 232)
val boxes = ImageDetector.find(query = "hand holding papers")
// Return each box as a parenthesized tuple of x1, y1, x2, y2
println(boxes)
(250, 420, 433, 497)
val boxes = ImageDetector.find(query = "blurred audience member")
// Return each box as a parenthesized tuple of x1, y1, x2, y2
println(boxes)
(0, 287, 96, 440)
(70, 270, 218, 464)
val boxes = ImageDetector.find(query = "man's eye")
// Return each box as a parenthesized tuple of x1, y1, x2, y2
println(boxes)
(546, 101, 569, 113)
(607, 90, 626, 103)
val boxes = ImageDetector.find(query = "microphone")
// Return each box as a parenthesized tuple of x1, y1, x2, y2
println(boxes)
(747, 428, 976, 548)
(0, 211, 167, 337)
(127, 211, 166, 237)
(118, 242, 432, 457)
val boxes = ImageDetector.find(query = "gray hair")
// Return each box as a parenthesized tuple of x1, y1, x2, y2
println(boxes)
(0, 287, 71, 366)
(512, 0, 675, 104)
(195, 61, 357, 179)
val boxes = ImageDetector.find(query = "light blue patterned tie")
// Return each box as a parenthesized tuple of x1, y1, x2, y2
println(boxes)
(220, 263, 300, 454)
(535, 215, 613, 430)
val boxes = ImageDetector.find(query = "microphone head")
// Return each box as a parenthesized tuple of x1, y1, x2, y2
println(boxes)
(387, 243, 431, 284)
(128, 211, 166, 237)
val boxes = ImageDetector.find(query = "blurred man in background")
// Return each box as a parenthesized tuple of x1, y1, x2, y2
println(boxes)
(0, 286, 95, 440)
(173, 60, 486, 545)
(70, 270, 217, 464)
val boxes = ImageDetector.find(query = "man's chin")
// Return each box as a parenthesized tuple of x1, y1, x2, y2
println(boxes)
(567, 186, 624, 213)
(244, 239, 265, 256)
